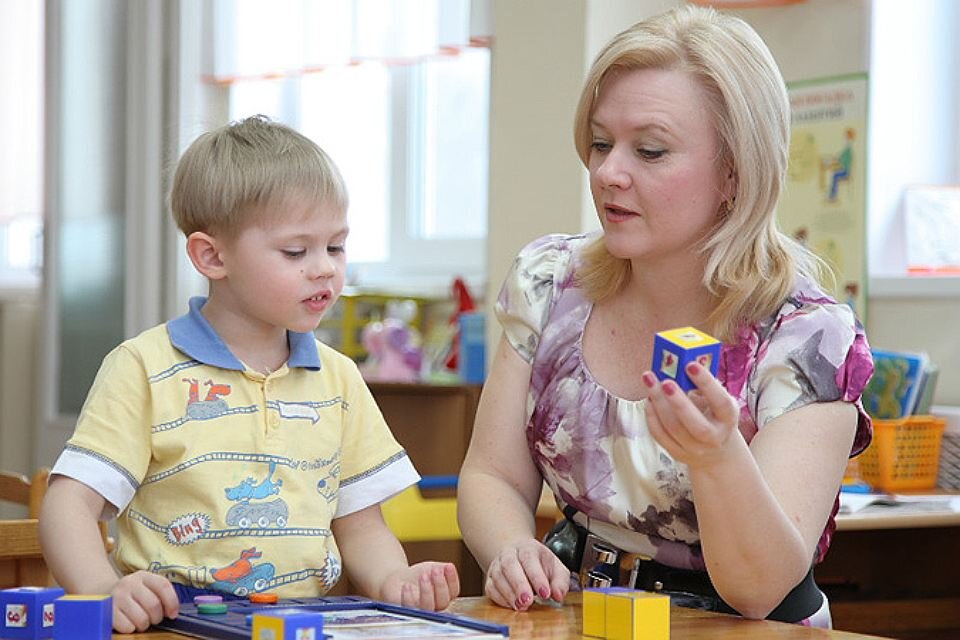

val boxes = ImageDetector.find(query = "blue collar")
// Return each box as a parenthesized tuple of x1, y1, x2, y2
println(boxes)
(166, 297, 321, 371)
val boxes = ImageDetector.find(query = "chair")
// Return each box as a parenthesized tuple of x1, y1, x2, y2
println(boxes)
(0, 468, 114, 589)
(0, 468, 53, 588)
(0, 519, 48, 588)
(380, 475, 460, 542)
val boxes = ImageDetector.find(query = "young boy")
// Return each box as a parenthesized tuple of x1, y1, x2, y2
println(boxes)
(39, 115, 459, 633)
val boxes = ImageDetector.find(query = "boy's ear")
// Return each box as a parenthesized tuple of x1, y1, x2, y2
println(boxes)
(186, 232, 227, 280)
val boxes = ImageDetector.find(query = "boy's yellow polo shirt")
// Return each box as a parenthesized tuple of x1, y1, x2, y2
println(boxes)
(52, 297, 419, 597)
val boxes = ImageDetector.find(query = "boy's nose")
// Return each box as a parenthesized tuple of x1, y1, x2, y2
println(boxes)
(308, 253, 337, 279)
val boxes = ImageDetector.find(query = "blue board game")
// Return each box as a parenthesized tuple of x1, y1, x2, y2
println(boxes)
(155, 596, 509, 639)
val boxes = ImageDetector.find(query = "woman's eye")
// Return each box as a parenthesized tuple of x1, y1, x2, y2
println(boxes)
(283, 249, 306, 259)
(590, 140, 611, 152)
(327, 245, 345, 255)
(638, 148, 666, 160)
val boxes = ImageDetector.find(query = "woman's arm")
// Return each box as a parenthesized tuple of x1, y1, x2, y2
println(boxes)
(643, 362, 857, 619)
(332, 503, 459, 610)
(457, 336, 570, 610)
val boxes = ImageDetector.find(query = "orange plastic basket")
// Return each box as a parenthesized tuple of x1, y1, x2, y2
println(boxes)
(857, 416, 946, 491)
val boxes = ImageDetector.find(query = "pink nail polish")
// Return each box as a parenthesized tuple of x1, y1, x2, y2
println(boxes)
(642, 372, 655, 388)
(663, 382, 677, 396)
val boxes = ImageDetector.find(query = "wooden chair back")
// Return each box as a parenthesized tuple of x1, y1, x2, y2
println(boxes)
(0, 519, 49, 588)
(0, 469, 52, 587)
(0, 468, 47, 517)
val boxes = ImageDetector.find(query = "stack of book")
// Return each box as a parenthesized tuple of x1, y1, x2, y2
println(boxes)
(861, 349, 939, 419)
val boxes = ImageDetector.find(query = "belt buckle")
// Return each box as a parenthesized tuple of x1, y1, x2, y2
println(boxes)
(578, 533, 657, 591)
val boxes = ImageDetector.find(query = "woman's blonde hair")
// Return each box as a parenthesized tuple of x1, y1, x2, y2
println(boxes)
(573, 5, 828, 341)
(170, 115, 348, 237)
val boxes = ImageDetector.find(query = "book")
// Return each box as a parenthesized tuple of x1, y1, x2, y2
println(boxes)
(861, 349, 930, 419)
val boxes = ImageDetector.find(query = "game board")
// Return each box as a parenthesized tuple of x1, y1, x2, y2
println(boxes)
(155, 595, 509, 639)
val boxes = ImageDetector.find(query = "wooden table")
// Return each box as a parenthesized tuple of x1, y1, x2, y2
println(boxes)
(124, 595, 889, 640)
(818, 502, 960, 639)
(536, 493, 960, 639)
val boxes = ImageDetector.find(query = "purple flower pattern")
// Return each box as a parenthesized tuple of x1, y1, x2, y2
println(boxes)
(496, 234, 873, 569)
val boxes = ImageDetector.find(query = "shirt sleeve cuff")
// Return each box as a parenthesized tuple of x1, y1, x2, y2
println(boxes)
(334, 453, 420, 518)
(50, 448, 136, 518)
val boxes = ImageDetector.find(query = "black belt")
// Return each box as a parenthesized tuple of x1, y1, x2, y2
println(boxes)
(543, 509, 822, 623)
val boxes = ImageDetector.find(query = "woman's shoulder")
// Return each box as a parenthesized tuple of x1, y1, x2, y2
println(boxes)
(514, 232, 590, 265)
(775, 276, 861, 335)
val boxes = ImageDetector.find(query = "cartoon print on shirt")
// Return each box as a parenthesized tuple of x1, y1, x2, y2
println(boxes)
(224, 461, 289, 529)
(147, 548, 341, 594)
(182, 377, 232, 420)
(315, 462, 340, 503)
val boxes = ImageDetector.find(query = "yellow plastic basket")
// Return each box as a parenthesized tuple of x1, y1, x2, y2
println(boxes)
(857, 416, 945, 491)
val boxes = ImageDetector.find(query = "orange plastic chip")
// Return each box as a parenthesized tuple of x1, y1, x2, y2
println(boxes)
(249, 593, 278, 604)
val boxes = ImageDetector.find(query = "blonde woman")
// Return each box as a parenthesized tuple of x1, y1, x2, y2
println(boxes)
(458, 6, 872, 627)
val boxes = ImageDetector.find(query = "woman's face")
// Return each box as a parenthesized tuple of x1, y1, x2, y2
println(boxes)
(588, 66, 731, 269)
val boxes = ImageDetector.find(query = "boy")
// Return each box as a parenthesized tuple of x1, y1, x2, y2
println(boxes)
(39, 115, 459, 633)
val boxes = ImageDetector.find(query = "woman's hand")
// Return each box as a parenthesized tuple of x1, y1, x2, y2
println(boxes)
(642, 361, 741, 470)
(484, 538, 569, 610)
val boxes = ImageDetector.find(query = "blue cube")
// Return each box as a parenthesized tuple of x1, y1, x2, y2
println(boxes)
(652, 327, 721, 392)
(251, 608, 324, 640)
(0, 587, 65, 640)
(52, 596, 111, 640)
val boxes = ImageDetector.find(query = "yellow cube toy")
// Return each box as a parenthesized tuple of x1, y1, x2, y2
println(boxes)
(604, 591, 670, 640)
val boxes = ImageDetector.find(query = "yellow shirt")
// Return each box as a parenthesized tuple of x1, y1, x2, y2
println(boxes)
(52, 297, 418, 597)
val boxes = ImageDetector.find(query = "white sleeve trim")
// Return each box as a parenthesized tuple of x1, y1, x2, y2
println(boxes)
(334, 454, 420, 518)
(50, 448, 136, 518)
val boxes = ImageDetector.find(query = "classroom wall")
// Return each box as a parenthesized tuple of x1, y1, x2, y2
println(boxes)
(486, 0, 959, 406)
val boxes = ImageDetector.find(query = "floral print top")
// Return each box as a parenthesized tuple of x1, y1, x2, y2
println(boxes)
(496, 233, 874, 570)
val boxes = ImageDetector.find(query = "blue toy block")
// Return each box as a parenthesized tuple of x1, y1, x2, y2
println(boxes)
(251, 609, 324, 640)
(651, 327, 721, 392)
(1, 587, 65, 640)
(51, 596, 111, 640)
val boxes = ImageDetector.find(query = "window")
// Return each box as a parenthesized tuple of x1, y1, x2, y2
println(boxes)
(0, 0, 44, 288)
(208, 0, 491, 290)
(868, 0, 960, 295)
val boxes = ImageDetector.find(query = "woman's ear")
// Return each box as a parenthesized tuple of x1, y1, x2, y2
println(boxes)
(185, 231, 227, 280)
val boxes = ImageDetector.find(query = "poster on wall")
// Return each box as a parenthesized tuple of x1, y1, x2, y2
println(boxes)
(779, 73, 868, 322)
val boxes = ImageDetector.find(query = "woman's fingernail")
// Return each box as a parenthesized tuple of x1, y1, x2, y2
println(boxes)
(539, 586, 549, 599)
(686, 362, 699, 376)
(642, 372, 656, 388)
(663, 382, 677, 396)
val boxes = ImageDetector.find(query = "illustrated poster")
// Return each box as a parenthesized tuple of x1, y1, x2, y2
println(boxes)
(780, 73, 868, 322)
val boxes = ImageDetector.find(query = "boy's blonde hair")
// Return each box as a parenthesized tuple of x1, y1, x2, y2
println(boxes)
(572, 6, 828, 341)
(170, 115, 348, 236)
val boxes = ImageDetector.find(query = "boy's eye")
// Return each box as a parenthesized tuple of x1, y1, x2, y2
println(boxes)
(283, 249, 306, 259)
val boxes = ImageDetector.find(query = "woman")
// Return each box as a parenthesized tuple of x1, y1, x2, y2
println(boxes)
(457, 5, 872, 628)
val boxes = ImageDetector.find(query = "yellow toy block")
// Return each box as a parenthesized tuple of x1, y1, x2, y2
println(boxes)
(605, 591, 670, 640)
(582, 588, 607, 637)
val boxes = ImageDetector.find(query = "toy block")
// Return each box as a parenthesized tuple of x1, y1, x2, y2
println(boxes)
(583, 587, 635, 638)
(251, 608, 324, 640)
(652, 327, 721, 392)
(1, 587, 65, 640)
(605, 591, 670, 640)
(51, 596, 111, 640)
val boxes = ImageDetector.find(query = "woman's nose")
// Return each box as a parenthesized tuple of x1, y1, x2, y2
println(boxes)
(594, 149, 631, 189)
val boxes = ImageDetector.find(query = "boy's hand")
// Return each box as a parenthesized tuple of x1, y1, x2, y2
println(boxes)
(111, 570, 180, 633)
(379, 561, 460, 611)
